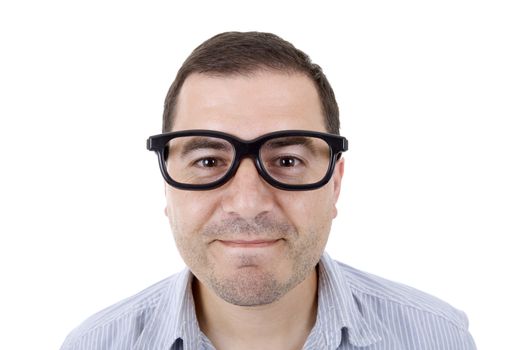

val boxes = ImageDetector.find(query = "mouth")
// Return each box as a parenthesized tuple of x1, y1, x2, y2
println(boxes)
(217, 239, 282, 248)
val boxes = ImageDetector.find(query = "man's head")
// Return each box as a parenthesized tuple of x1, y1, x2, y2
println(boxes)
(162, 31, 340, 135)
(157, 32, 345, 307)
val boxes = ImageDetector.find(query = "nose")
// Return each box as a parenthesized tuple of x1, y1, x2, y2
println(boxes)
(220, 158, 275, 220)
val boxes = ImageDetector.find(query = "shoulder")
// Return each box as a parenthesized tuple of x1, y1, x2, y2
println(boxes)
(60, 273, 183, 350)
(335, 260, 470, 331)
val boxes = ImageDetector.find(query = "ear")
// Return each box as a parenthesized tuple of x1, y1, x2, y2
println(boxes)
(331, 157, 345, 218)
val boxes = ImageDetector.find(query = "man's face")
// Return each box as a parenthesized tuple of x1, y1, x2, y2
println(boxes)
(165, 71, 344, 306)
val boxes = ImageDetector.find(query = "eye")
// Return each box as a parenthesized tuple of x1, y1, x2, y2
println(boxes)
(278, 157, 299, 167)
(271, 156, 305, 169)
(195, 157, 222, 168)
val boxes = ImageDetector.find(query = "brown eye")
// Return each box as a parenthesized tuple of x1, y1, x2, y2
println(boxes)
(279, 157, 299, 167)
(198, 158, 219, 167)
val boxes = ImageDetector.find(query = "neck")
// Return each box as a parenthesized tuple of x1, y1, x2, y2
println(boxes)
(193, 269, 318, 350)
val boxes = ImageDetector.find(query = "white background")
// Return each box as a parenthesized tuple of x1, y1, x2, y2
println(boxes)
(1, 1, 523, 349)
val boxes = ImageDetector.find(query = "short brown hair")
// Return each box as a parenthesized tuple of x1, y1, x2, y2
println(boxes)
(162, 31, 340, 134)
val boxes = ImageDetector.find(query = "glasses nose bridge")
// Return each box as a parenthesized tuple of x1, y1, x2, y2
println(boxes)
(233, 138, 259, 156)
(231, 139, 264, 176)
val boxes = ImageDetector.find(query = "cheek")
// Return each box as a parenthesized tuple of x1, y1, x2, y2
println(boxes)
(166, 190, 219, 273)
(277, 189, 335, 233)
(165, 190, 219, 237)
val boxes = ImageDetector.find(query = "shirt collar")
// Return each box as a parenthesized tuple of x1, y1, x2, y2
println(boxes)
(135, 268, 200, 350)
(140, 253, 382, 349)
(314, 253, 382, 348)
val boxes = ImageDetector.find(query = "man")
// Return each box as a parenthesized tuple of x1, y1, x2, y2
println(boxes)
(61, 32, 476, 350)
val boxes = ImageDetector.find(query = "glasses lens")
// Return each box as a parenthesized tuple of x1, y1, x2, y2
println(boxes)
(260, 136, 331, 185)
(165, 136, 235, 185)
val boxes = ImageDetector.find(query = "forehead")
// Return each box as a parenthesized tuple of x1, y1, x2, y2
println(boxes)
(172, 71, 326, 139)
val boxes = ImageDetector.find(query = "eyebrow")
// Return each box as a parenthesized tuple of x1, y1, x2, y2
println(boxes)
(180, 137, 231, 156)
(264, 137, 318, 154)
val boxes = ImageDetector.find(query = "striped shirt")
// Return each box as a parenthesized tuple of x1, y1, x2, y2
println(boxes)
(61, 253, 476, 349)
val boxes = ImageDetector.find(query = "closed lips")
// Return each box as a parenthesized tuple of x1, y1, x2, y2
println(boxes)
(218, 239, 281, 247)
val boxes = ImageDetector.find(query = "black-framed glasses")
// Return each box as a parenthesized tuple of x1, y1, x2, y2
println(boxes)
(147, 130, 348, 191)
